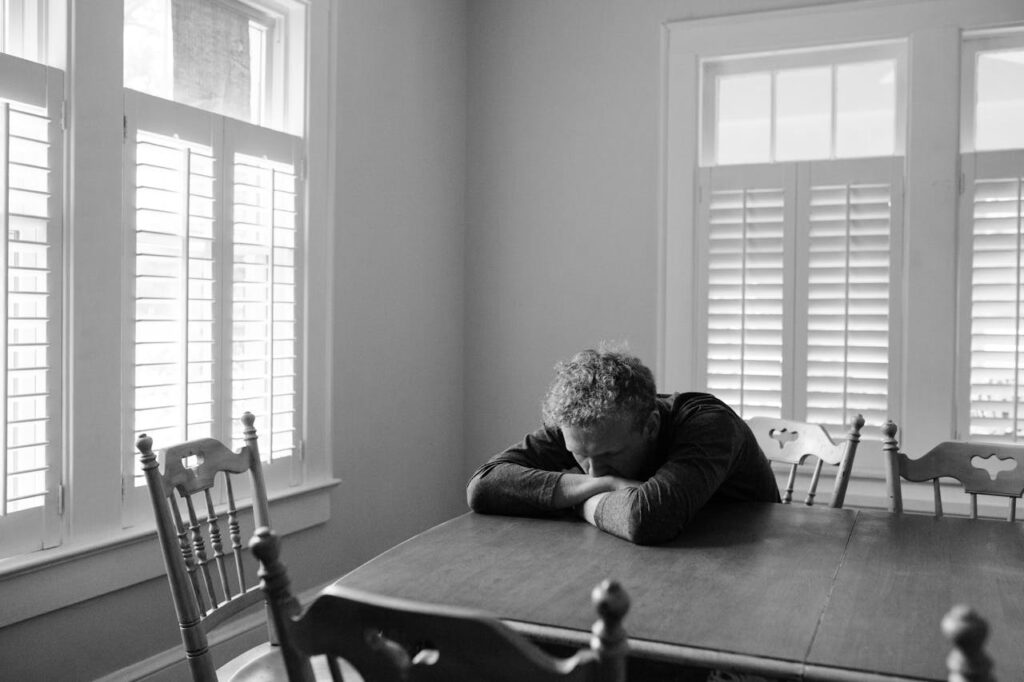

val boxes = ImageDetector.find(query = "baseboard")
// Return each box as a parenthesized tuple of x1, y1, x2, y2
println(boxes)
(95, 581, 333, 682)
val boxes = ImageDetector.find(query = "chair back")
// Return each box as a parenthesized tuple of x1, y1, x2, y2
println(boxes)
(250, 528, 630, 682)
(747, 414, 865, 508)
(882, 421, 1024, 521)
(137, 411, 272, 682)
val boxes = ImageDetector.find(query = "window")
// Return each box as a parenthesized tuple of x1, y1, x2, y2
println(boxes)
(959, 30, 1024, 442)
(695, 44, 905, 435)
(0, 52, 62, 557)
(120, 0, 306, 527)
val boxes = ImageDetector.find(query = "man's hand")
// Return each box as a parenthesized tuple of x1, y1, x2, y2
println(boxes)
(552, 473, 642, 508)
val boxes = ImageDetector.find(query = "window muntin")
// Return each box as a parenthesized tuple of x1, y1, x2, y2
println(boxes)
(124, 0, 305, 133)
(703, 43, 905, 166)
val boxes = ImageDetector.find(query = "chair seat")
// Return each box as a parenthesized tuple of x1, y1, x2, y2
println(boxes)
(226, 642, 362, 682)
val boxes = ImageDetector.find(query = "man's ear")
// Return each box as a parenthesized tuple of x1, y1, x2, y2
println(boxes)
(644, 409, 661, 442)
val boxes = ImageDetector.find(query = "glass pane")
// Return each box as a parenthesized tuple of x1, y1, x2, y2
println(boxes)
(716, 73, 771, 165)
(775, 67, 831, 161)
(125, 0, 269, 125)
(976, 49, 1024, 152)
(835, 60, 896, 158)
(2, 0, 45, 63)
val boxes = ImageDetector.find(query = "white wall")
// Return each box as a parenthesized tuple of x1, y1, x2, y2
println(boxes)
(463, 0, 864, 475)
(0, 1, 468, 679)
(330, 0, 468, 564)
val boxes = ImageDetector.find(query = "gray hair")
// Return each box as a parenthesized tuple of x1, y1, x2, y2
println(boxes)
(541, 346, 656, 431)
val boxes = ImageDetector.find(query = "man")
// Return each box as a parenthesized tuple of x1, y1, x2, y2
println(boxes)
(466, 347, 780, 544)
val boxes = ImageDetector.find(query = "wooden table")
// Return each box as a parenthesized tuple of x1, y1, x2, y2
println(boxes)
(333, 504, 1024, 681)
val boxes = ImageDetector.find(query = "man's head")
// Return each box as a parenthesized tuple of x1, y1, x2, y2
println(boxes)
(542, 347, 660, 480)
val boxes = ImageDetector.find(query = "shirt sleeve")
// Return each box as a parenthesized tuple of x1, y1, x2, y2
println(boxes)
(592, 407, 748, 544)
(466, 427, 578, 516)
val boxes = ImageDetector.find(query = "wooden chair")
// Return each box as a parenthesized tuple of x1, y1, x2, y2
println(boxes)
(882, 420, 1024, 521)
(248, 527, 631, 682)
(137, 412, 273, 681)
(747, 414, 865, 508)
(943, 604, 995, 682)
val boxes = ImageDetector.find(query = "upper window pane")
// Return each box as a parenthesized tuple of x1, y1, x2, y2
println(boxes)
(704, 42, 905, 166)
(835, 60, 896, 158)
(716, 73, 771, 165)
(975, 49, 1024, 151)
(776, 67, 831, 161)
(0, 0, 59, 65)
(124, 0, 305, 133)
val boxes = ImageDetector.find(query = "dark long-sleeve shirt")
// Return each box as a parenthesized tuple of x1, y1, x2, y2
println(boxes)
(466, 392, 780, 544)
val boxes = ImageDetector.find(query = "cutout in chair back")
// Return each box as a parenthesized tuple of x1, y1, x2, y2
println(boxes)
(970, 453, 1018, 481)
(769, 428, 799, 448)
(182, 450, 204, 470)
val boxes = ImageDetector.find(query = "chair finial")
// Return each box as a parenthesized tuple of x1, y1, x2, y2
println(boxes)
(591, 579, 629, 667)
(942, 604, 994, 682)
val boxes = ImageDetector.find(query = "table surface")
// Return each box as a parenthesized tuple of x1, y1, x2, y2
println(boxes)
(333, 504, 1024, 681)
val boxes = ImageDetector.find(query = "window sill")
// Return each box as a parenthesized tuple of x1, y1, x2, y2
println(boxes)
(0, 478, 338, 629)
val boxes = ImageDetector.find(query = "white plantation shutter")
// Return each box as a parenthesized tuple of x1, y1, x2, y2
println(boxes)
(800, 160, 901, 434)
(228, 128, 301, 473)
(700, 166, 793, 418)
(131, 129, 218, 482)
(962, 151, 1024, 441)
(124, 93, 303, 519)
(699, 159, 900, 435)
(0, 57, 62, 555)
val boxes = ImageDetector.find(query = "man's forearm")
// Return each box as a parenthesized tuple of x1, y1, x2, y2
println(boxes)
(550, 473, 613, 508)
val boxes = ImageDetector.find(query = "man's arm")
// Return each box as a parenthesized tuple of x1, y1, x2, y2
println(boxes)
(588, 410, 752, 544)
(466, 427, 578, 516)
(467, 428, 642, 516)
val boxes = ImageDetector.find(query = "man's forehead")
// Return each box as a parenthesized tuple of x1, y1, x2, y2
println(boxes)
(563, 417, 636, 445)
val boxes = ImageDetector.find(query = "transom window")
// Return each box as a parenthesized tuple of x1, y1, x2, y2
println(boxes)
(702, 43, 906, 166)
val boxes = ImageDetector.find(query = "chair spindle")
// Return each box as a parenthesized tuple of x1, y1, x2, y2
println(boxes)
(185, 494, 218, 608)
(784, 464, 798, 504)
(225, 476, 246, 590)
(204, 488, 233, 600)
(806, 459, 824, 506)
(171, 497, 207, 612)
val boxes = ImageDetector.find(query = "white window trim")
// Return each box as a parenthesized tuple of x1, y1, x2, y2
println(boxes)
(662, 0, 1024, 486)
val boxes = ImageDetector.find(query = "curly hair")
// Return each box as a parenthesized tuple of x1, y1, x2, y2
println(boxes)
(541, 346, 657, 431)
